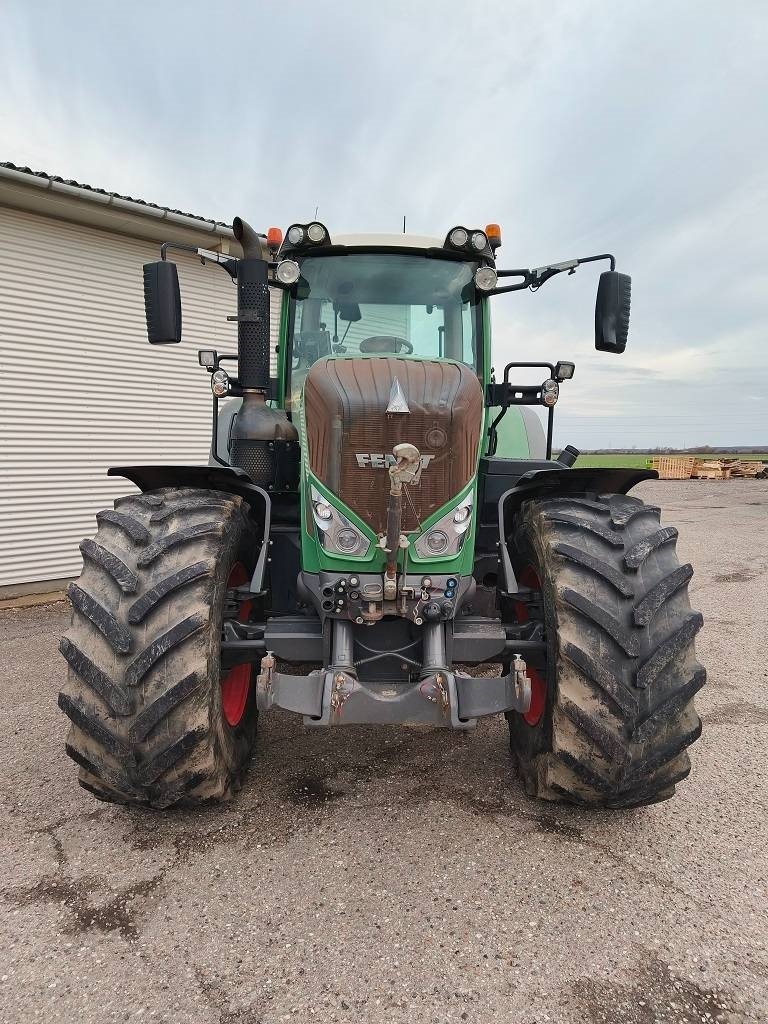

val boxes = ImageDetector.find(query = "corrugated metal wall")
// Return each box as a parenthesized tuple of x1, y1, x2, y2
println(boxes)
(0, 206, 280, 588)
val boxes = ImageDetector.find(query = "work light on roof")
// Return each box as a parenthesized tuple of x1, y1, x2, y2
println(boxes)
(445, 225, 491, 256)
(307, 222, 327, 243)
(284, 222, 331, 250)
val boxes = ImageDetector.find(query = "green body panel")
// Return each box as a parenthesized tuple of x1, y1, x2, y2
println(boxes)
(487, 406, 531, 458)
(478, 298, 531, 459)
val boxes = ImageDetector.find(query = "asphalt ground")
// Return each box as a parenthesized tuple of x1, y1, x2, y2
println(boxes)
(1, 480, 766, 1024)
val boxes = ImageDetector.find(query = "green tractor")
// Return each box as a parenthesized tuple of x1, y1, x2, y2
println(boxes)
(59, 218, 705, 809)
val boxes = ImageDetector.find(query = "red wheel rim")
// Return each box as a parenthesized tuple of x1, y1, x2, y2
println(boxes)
(514, 565, 547, 727)
(220, 563, 252, 728)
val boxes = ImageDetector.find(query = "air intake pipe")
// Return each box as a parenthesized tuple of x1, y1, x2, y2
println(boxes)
(228, 216, 298, 486)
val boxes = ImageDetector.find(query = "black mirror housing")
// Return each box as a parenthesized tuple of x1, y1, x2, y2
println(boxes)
(143, 261, 182, 344)
(595, 270, 631, 353)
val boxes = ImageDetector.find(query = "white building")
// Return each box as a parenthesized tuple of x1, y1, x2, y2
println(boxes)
(0, 162, 276, 597)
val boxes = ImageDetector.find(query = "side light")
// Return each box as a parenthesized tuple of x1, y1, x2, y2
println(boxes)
(276, 260, 301, 285)
(313, 502, 333, 523)
(211, 368, 229, 397)
(198, 349, 217, 368)
(474, 266, 498, 291)
(542, 379, 559, 406)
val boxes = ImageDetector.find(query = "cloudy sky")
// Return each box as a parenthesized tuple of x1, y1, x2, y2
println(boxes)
(1, 1, 765, 448)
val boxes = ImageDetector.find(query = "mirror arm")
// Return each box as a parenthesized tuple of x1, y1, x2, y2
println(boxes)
(159, 241, 238, 281)
(577, 253, 616, 271)
(487, 269, 532, 296)
(489, 254, 618, 297)
(529, 252, 616, 288)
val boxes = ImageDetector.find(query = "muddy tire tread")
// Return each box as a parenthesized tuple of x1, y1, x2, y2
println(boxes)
(508, 492, 705, 808)
(59, 487, 258, 808)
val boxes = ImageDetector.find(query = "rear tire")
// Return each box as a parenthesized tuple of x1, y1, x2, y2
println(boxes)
(58, 487, 259, 808)
(507, 492, 705, 808)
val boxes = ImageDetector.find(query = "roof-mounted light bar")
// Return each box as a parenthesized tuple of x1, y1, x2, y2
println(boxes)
(282, 221, 332, 253)
(444, 225, 492, 257)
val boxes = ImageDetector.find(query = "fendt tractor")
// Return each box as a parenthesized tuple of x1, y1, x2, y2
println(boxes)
(58, 217, 705, 809)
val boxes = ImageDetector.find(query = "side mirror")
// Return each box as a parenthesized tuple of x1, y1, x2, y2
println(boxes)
(595, 270, 631, 353)
(143, 261, 182, 344)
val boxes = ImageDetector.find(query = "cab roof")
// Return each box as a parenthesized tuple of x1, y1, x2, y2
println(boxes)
(329, 232, 444, 250)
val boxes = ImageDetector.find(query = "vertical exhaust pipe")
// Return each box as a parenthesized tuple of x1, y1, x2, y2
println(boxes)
(229, 217, 298, 484)
(232, 217, 271, 393)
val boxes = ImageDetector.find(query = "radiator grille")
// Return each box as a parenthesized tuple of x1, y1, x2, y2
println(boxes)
(304, 358, 483, 535)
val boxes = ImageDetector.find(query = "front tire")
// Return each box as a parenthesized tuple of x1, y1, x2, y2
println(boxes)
(58, 487, 259, 808)
(507, 492, 705, 808)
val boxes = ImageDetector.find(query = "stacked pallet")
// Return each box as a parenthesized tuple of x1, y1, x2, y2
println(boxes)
(649, 456, 697, 479)
(644, 456, 766, 480)
(729, 460, 765, 478)
(692, 460, 731, 480)
(648, 457, 766, 480)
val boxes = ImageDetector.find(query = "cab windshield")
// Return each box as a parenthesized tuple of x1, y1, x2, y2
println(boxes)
(286, 253, 481, 407)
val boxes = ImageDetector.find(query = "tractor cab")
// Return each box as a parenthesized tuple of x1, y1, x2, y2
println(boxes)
(282, 235, 484, 410)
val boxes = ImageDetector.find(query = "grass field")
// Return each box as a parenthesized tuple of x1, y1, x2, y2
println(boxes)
(574, 453, 768, 468)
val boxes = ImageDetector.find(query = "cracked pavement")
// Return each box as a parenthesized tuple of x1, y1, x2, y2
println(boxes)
(1, 480, 767, 1023)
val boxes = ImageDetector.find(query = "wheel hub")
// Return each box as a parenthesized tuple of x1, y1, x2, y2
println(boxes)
(514, 565, 547, 727)
(220, 563, 253, 727)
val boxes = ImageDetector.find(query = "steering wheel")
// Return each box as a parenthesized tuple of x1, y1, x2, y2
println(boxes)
(359, 335, 414, 354)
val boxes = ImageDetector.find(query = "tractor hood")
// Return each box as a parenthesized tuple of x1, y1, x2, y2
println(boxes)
(303, 357, 483, 536)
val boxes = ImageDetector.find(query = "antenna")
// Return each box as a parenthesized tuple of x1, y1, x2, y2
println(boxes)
(403, 215, 406, 234)
(314, 205, 319, 219)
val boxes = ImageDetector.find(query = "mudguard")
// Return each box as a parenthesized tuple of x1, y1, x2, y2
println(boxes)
(497, 466, 658, 593)
(109, 464, 273, 593)
(108, 464, 269, 506)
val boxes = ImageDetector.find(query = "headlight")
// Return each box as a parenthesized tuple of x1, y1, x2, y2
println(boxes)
(424, 530, 449, 554)
(449, 227, 468, 247)
(276, 259, 300, 285)
(474, 266, 497, 291)
(336, 528, 362, 553)
(311, 487, 371, 558)
(471, 230, 488, 251)
(414, 493, 473, 559)
(286, 225, 304, 245)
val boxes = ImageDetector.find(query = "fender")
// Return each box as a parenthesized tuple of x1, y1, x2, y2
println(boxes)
(497, 466, 658, 593)
(108, 464, 272, 592)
